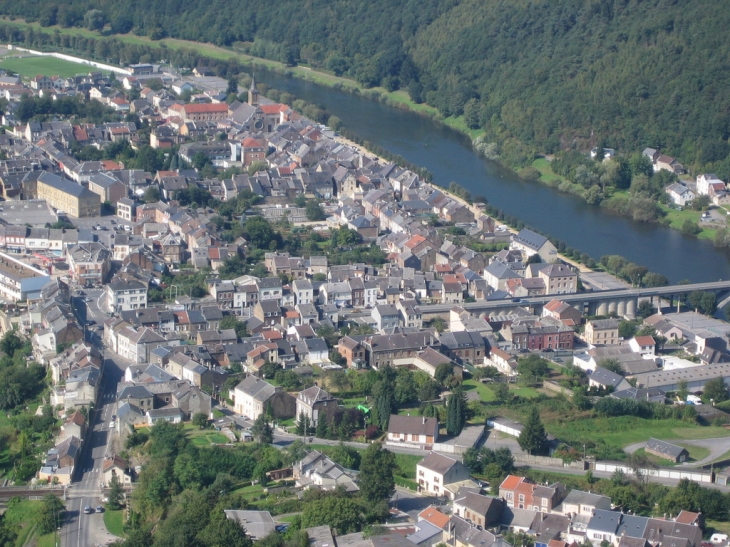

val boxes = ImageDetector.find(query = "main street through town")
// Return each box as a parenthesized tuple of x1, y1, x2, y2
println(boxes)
(61, 289, 129, 547)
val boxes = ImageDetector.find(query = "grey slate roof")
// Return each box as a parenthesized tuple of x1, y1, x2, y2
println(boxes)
(645, 438, 688, 460)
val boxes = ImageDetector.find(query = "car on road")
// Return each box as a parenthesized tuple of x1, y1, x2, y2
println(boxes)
(77, 291, 85, 296)
(83, 506, 93, 514)
(87, 320, 96, 325)
(84, 297, 92, 302)
(96, 506, 104, 513)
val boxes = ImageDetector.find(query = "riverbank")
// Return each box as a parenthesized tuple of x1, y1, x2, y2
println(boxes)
(4, 18, 726, 279)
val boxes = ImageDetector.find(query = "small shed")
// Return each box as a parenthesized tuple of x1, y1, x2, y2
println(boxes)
(644, 437, 689, 463)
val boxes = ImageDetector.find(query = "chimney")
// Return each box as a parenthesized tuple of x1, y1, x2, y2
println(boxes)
(423, 416, 426, 425)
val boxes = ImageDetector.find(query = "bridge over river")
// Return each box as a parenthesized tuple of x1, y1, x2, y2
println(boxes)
(418, 280, 730, 319)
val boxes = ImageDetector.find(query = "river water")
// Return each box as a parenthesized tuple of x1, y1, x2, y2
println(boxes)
(256, 71, 730, 283)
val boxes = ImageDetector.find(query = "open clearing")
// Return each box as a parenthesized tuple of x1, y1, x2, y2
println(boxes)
(0, 54, 101, 78)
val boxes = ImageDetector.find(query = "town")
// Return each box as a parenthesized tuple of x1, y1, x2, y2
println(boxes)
(0, 53, 728, 547)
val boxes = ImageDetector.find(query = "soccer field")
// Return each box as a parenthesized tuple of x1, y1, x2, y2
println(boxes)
(0, 55, 104, 78)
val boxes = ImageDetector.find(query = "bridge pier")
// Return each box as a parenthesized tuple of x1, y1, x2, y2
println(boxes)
(597, 302, 608, 316)
(608, 300, 617, 315)
(617, 300, 626, 316)
(626, 298, 636, 316)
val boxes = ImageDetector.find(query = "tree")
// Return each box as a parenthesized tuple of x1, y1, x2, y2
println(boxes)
(305, 201, 326, 221)
(517, 354, 550, 381)
(108, 470, 124, 510)
(301, 494, 362, 534)
(37, 494, 64, 535)
(84, 9, 106, 31)
(642, 272, 669, 287)
(372, 369, 396, 431)
(446, 388, 467, 436)
(248, 161, 268, 176)
(192, 412, 209, 429)
(251, 414, 273, 444)
(0, 331, 23, 355)
(518, 406, 548, 455)
(493, 382, 511, 404)
(703, 377, 729, 403)
(219, 315, 249, 338)
(296, 412, 311, 436)
(359, 443, 397, 504)
(636, 300, 656, 318)
(143, 185, 161, 203)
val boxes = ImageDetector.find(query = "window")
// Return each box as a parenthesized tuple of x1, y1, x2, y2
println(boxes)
(518, 494, 524, 502)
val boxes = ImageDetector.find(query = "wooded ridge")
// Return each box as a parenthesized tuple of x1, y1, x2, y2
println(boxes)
(1, 0, 730, 174)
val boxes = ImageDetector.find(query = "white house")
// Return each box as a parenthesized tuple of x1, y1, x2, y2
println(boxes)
(665, 182, 695, 207)
(416, 452, 471, 499)
(106, 279, 148, 313)
(628, 335, 656, 356)
(697, 173, 723, 196)
(386, 415, 439, 449)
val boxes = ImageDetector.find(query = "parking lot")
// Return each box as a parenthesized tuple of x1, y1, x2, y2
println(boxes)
(71, 214, 133, 232)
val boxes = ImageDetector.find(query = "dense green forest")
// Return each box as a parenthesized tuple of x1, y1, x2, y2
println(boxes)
(1, 0, 730, 172)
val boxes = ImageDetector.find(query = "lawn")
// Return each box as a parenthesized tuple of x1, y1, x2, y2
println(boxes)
(510, 385, 542, 399)
(676, 443, 711, 462)
(657, 205, 716, 239)
(104, 509, 126, 538)
(0, 55, 104, 78)
(394, 453, 422, 479)
(546, 416, 730, 449)
(532, 158, 566, 184)
(3, 499, 42, 547)
(462, 379, 496, 403)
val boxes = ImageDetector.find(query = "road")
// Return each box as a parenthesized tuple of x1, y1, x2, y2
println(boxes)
(61, 290, 128, 547)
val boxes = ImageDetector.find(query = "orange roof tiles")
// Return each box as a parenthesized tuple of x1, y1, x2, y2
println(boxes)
(418, 507, 450, 530)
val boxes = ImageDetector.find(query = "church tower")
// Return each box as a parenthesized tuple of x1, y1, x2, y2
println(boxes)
(248, 74, 260, 106)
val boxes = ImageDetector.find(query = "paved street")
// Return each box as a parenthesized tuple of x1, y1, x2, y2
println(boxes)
(61, 294, 127, 547)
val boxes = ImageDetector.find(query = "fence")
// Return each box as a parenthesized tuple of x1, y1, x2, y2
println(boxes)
(593, 462, 713, 484)
(8, 45, 132, 75)
(514, 454, 586, 470)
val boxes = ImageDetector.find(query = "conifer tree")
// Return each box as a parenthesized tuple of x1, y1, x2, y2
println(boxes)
(518, 406, 548, 455)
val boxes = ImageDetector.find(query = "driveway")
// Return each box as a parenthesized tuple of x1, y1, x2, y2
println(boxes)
(624, 436, 730, 467)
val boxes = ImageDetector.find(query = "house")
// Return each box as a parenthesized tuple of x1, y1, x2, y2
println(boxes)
(147, 407, 185, 425)
(629, 336, 656, 356)
(484, 348, 519, 376)
(36, 172, 100, 217)
(416, 452, 471, 499)
(101, 455, 132, 487)
(588, 367, 632, 391)
(665, 183, 695, 207)
(644, 438, 689, 463)
(538, 264, 578, 294)
(542, 300, 582, 327)
(586, 510, 622, 545)
(438, 331, 486, 365)
(510, 228, 558, 263)
(696, 174, 723, 196)
(106, 279, 148, 312)
(292, 450, 359, 492)
(372, 304, 402, 331)
(67, 242, 111, 285)
(233, 375, 296, 421)
(585, 318, 620, 346)
(386, 415, 439, 449)
(559, 490, 612, 517)
(453, 493, 504, 529)
(296, 385, 338, 427)
(499, 475, 563, 512)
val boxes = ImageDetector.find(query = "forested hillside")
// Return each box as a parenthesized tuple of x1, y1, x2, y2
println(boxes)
(2, 0, 730, 171)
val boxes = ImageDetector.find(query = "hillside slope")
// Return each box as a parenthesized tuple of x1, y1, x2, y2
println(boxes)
(2, 0, 729, 171)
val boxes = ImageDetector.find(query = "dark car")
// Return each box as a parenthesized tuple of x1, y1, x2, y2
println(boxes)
(541, 348, 553, 352)
(511, 298, 521, 303)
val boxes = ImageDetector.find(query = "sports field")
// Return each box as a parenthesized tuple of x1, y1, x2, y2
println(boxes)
(0, 54, 101, 78)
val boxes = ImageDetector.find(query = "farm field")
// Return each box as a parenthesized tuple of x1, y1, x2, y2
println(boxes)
(0, 54, 101, 78)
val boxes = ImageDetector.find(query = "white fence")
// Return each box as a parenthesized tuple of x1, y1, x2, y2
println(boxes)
(594, 462, 713, 484)
(7, 45, 132, 75)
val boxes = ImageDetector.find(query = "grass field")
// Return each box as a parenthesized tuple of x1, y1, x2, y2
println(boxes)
(463, 379, 496, 403)
(0, 55, 103, 78)
(532, 158, 566, 184)
(546, 416, 730, 448)
(104, 509, 125, 537)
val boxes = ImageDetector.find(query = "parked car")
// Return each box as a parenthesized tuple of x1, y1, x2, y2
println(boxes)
(96, 506, 104, 513)
(83, 506, 93, 514)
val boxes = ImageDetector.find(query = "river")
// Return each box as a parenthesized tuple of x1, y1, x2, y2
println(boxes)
(255, 70, 730, 283)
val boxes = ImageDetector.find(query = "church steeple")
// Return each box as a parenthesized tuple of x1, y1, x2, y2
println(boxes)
(248, 74, 259, 106)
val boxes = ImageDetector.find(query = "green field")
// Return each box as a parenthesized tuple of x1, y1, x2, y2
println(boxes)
(104, 509, 125, 538)
(0, 54, 103, 78)
(546, 416, 730, 448)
